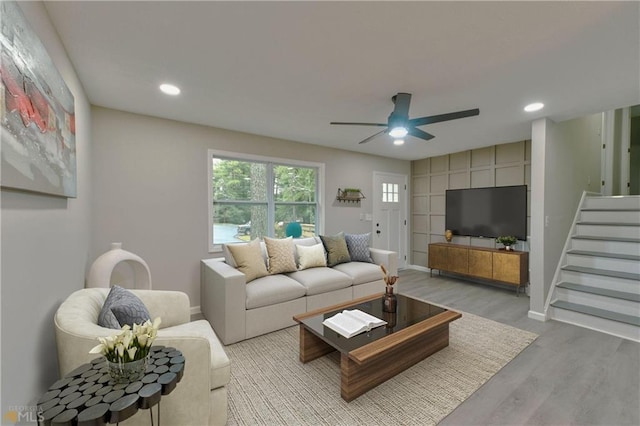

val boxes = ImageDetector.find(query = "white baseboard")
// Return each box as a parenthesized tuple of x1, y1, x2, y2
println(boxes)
(528, 310, 548, 322)
(406, 264, 431, 273)
(191, 305, 202, 317)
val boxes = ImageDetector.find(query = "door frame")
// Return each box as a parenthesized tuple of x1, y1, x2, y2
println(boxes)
(372, 171, 409, 269)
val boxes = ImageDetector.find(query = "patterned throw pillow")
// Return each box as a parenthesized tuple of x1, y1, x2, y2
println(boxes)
(320, 232, 351, 267)
(264, 237, 297, 274)
(227, 238, 269, 282)
(296, 243, 327, 270)
(98, 285, 151, 329)
(345, 233, 373, 263)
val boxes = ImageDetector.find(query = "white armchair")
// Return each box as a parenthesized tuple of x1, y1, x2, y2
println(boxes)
(54, 288, 230, 426)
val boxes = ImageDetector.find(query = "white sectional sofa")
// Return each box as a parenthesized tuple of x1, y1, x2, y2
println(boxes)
(201, 236, 397, 345)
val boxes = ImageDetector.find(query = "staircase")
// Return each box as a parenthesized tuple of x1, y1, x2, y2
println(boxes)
(546, 193, 640, 342)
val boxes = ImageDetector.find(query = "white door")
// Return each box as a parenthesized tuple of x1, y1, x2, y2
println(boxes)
(372, 172, 407, 269)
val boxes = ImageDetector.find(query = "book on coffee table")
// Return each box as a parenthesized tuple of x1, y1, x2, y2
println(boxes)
(322, 309, 387, 338)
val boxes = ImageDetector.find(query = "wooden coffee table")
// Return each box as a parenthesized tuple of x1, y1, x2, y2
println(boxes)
(293, 293, 461, 402)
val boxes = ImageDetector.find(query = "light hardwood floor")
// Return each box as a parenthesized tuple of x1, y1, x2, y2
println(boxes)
(397, 268, 640, 426)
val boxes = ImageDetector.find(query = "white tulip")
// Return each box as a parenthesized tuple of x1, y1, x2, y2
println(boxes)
(89, 343, 105, 354)
(127, 347, 137, 360)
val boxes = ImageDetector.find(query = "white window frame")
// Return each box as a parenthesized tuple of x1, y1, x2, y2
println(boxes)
(208, 149, 325, 252)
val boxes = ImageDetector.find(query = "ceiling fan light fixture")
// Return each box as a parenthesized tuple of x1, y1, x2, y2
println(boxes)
(389, 126, 408, 138)
(393, 139, 405, 146)
(524, 102, 544, 112)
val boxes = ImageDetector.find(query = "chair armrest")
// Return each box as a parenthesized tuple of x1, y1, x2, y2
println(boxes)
(201, 259, 247, 345)
(151, 334, 212, 425)
(133, 290, 191, 327)
(370, 248, 398, 276)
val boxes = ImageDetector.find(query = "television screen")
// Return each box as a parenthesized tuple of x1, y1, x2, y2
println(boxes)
(445, 185, 527, 240)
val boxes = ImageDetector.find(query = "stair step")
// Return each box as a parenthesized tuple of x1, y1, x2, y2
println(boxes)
(561, 265, 640, 281)
(581, 208, 640, 212)
(557, 282, 640, 302)
(572, 235, 640, 243)
(576, 221, 640, 226)
(551, 300, 640, 327)
(566, 249, 640, 261)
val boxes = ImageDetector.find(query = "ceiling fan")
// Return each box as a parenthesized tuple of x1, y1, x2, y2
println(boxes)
(330, 93, 479, 144)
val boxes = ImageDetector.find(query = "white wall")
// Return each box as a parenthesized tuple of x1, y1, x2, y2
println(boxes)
(529, 114, 601, 317)
(91, 107, 409, 308)
(1, 1, 92, 413)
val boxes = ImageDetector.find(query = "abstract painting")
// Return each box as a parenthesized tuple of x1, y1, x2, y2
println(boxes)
(0, 1, 76, 198)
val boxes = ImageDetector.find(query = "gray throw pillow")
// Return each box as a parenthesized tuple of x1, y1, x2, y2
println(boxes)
(345, 233, 373, 263)
(320, 232, 351, 267)
(98, 285, 151, 329)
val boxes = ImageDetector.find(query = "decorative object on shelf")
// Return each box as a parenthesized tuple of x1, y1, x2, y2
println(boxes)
(87, 242, 152, 289)
(445, 229, 453, 242)
(380, 264, 399, 312)
(495, 236, 518, 251)
(90, 317, 161, 383)
(336, 188, 365, 202)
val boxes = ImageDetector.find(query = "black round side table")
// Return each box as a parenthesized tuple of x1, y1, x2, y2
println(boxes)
(37, 346, 184, 426)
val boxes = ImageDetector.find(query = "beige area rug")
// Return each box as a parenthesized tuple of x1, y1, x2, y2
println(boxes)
(225, 313, 538, 426)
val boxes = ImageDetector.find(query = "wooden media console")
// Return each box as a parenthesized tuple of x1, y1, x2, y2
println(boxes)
(428, 243, 529, 294)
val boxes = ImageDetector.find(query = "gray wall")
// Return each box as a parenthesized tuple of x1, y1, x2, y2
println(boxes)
(411, 140, 532, 268)
(529, 113, 602, 317)
(91, 107, 409, 308)
(1, 1, 93, 413)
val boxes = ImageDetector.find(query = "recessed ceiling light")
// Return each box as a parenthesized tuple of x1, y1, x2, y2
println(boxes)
(393, 139, 405, 146)
(524, 102, 544, 112)
(159, 83, 180, 95)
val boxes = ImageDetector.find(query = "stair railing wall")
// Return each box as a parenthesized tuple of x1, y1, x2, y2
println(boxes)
(543, 190, 602, 315)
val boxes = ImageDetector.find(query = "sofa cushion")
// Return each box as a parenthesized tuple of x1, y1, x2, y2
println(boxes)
(264, 237, 297, 274)
(333, 261, 383, 285)
(245, 274, 307, 310)
(226, 238, 268, 283)
(320, 232, 351, 267)
(345, 233, 373, 263)
(296, 243, 327, 270)
(98, 285, 151, 329)
(223, 240, 268, 268)
(293, 236, 320, 265)
(287, 267, 352, 296)
(157, 319, 230, 390)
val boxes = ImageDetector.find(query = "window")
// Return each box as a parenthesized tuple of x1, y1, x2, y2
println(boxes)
(208, 150, 323, 250)
(382, 182, 399, 203)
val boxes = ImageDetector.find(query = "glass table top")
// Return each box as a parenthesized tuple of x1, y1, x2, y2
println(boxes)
(299, 294, 447, 354)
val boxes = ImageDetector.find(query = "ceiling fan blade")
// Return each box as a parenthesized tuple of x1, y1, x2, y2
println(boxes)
(358, 129, 388, 144)
(409, 108, 479, 127)
(391, 93, 412, 118)
(408, 127, 435, 141)
(330, 122, 387, 127)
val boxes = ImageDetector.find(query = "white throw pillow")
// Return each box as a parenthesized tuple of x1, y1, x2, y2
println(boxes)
(296, 243, 327, 270)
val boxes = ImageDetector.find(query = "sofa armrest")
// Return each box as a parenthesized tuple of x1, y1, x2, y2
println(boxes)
(133, 289, 191, 328)
(201, 259, 247, 345)
(370, 248, 398, 276)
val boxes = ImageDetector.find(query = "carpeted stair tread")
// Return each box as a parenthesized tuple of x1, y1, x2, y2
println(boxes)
(557, 282, 640, 302)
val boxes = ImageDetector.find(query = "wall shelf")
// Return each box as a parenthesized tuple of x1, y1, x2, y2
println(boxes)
(336, 188, 365, 203)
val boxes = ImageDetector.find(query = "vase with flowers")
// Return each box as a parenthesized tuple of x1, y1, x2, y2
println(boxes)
(90, 317, 161, 383)
(380, 264, 399, 312)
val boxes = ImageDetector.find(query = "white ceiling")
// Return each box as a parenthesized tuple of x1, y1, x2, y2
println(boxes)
(44, 1, 640, 160)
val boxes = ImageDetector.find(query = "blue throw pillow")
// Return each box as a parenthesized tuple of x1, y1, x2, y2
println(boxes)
(98, 285, 151, 329)
(345, 233, 373, 263)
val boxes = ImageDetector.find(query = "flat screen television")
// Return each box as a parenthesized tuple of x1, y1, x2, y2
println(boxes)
(445, 185, 527, 240)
